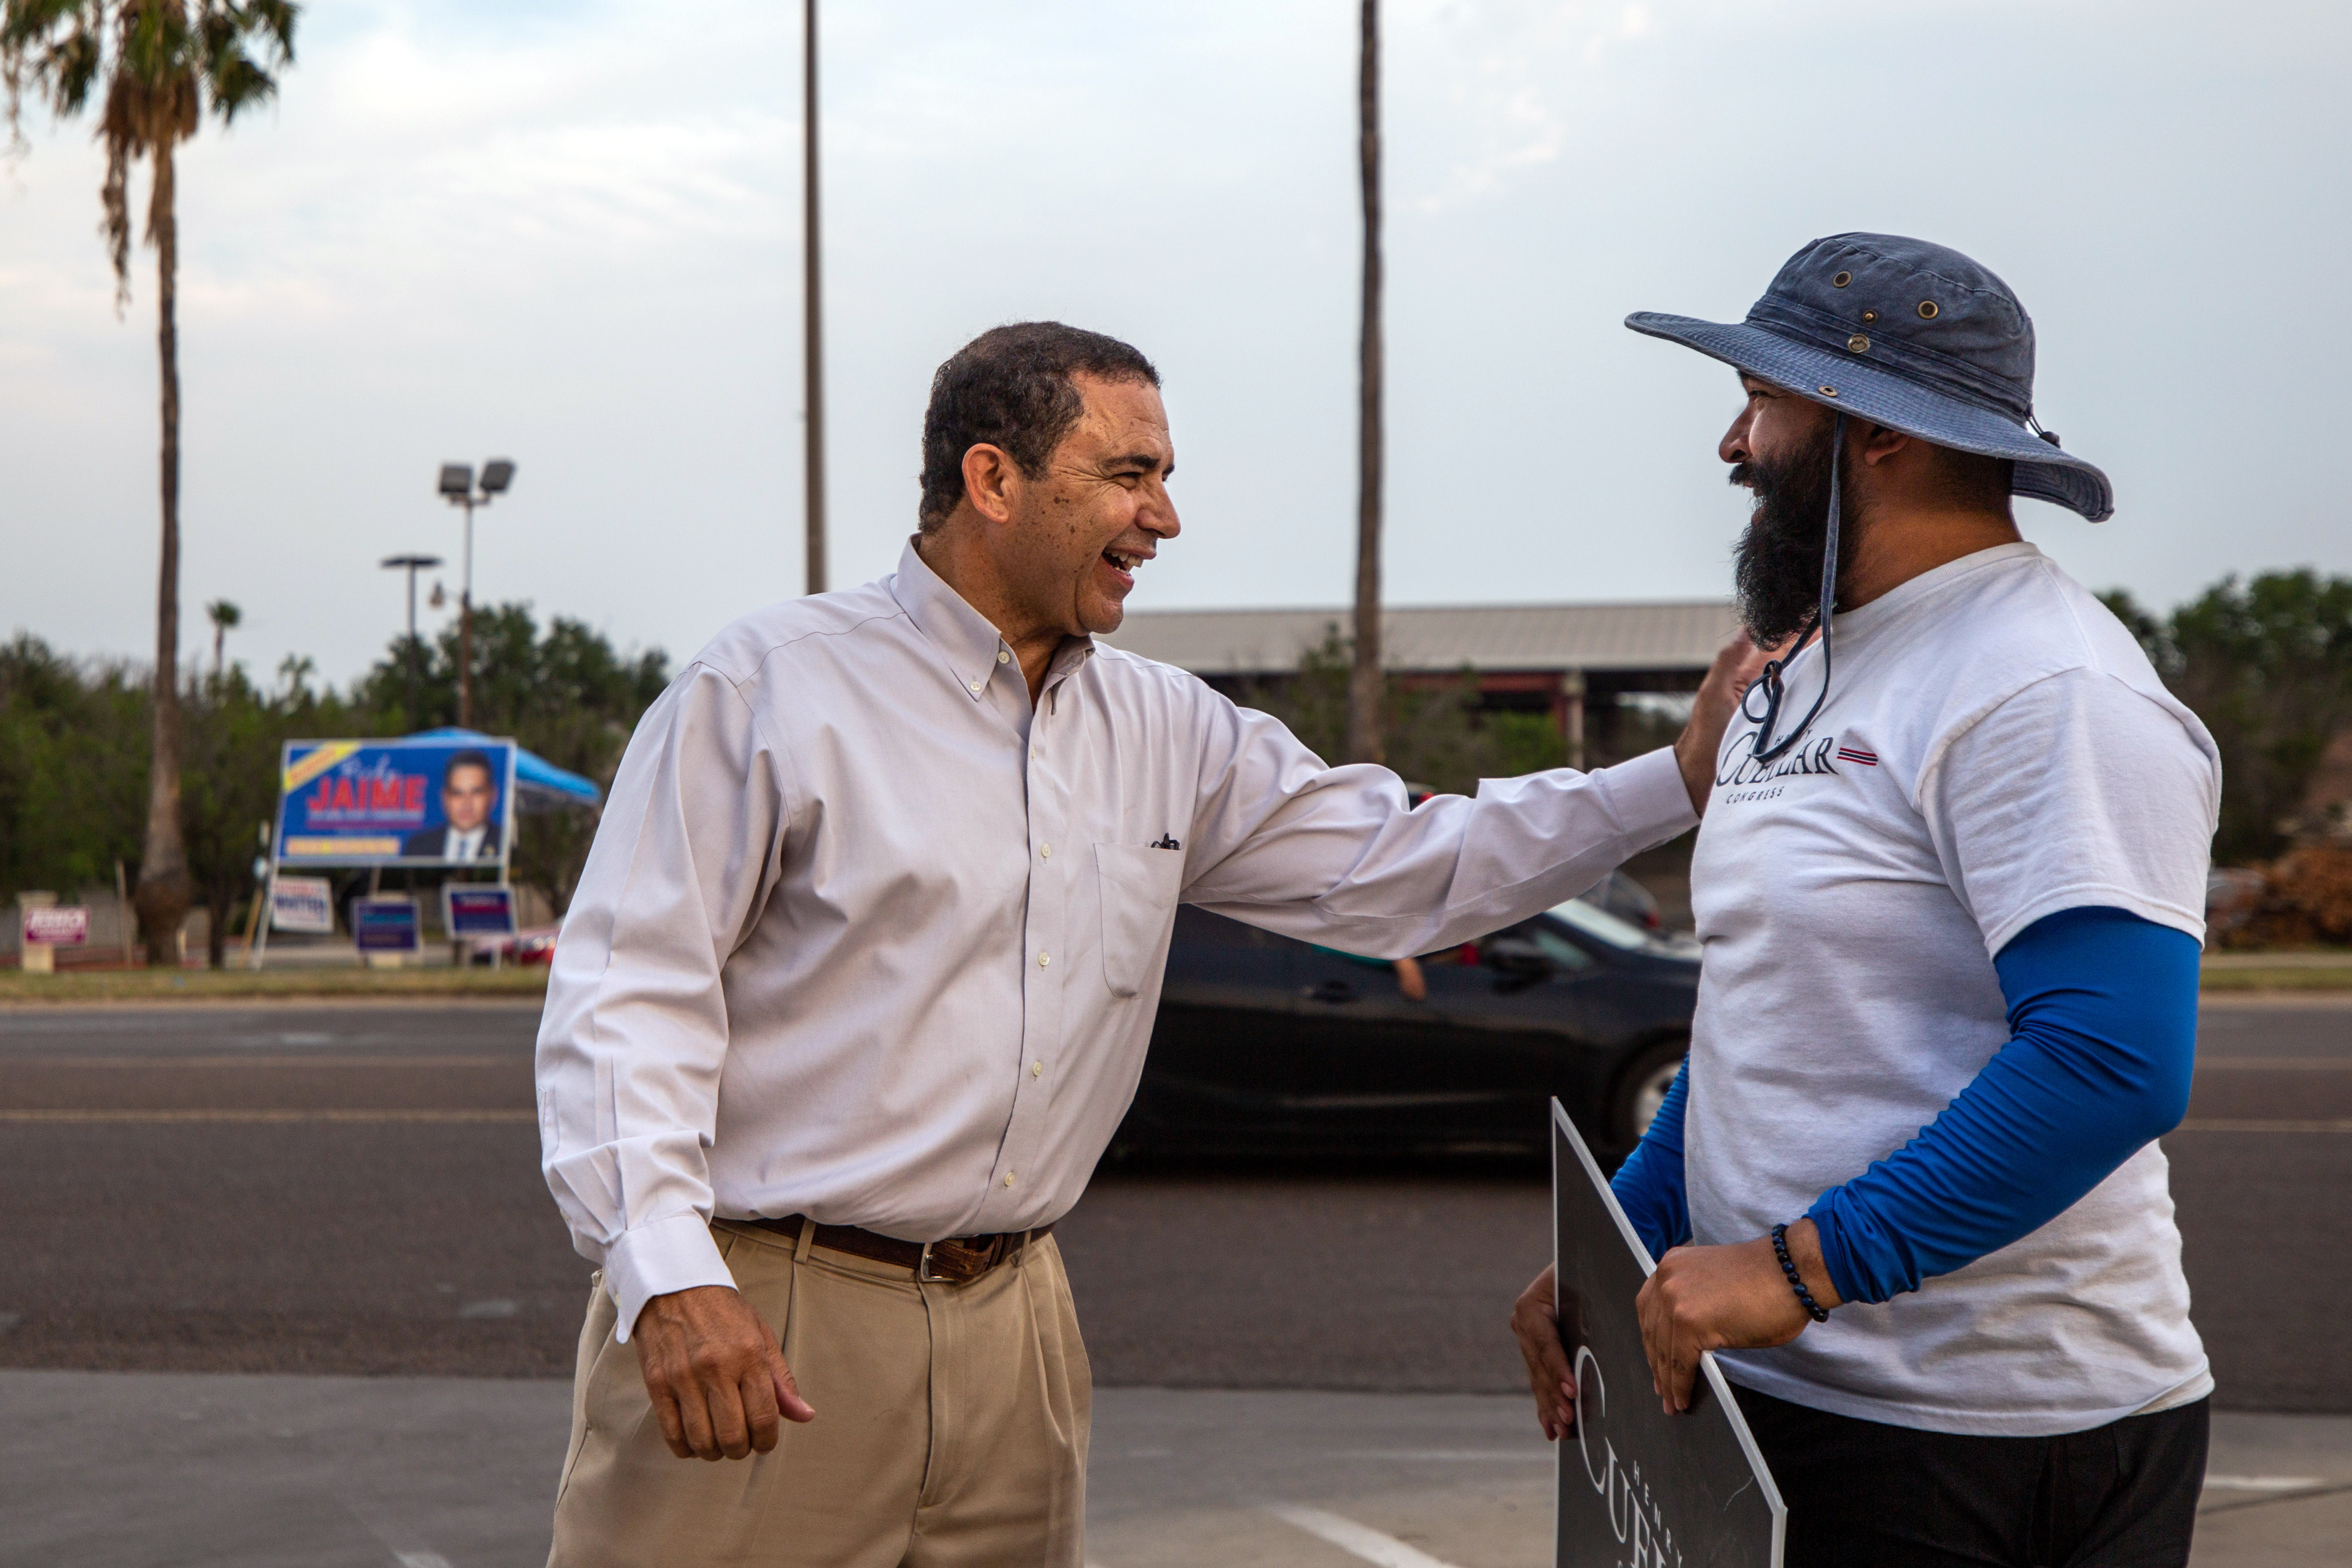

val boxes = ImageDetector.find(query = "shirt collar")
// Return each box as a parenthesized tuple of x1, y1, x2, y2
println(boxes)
(889, 537, 1095, 702)
(1832, 540, 2043, 646)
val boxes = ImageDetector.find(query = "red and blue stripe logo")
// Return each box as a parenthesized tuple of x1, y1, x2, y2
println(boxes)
(1835, 744, 1879, 768)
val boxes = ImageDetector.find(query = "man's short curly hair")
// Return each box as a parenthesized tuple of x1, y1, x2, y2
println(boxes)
(918, 322, 1160, 531)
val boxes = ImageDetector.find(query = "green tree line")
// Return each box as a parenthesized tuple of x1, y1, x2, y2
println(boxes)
(9, 568, 2351, 965)
(2103, 568, 2352, 864)
(0, 607, 668, 964)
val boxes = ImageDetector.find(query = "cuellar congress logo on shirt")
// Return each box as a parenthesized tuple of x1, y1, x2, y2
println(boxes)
(1716, 731, 1875, 804)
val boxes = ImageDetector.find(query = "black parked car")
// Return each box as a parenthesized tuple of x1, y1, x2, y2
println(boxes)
(1114, 886, 1699, 1161)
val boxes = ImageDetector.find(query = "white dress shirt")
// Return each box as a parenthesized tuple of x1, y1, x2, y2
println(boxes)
(444, 825, 488, 861)
(537, 542, 1697, 1337)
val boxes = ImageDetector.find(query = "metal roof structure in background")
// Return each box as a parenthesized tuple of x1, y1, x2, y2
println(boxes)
(1102, 600, 1741, 680)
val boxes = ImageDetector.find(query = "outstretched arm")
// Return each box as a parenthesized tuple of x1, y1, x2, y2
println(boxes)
(1182, 636, 1770, 956)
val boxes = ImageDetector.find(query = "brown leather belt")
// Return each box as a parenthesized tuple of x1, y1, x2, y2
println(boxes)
(747, 1214, 1051, 1285)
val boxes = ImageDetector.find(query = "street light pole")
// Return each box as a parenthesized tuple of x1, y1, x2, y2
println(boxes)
(439, 459, 515, 731)
(1348, 0, 1386, 767)
(380, 553, 444, 724)
(459, 496, 476, 727)
(802, 0, 827, 597)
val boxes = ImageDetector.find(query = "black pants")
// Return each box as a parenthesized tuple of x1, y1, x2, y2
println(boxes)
(1732, 1385, 2208, 1568)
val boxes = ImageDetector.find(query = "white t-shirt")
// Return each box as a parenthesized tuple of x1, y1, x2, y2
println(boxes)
(1686, 541, 2220, 1437)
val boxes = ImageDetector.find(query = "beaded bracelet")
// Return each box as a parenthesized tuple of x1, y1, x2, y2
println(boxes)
(1771, 1223, 1831, 1323)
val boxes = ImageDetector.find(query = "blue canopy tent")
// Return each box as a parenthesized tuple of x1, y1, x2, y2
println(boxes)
(404, 727, 602, 811)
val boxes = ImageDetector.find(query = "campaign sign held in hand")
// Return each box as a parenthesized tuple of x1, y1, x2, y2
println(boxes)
(1553, 1099, 1783, 1568)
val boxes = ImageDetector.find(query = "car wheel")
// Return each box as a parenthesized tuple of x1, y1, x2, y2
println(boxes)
(1610, 1038, 1687, 1147)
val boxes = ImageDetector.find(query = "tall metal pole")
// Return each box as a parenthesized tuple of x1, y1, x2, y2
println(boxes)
(382, 555, 443, 726)
(405, 565, 420, 720)
(458, 499, 475, 729)
(1346, 0, 1385, 765)
(802, 0, 829, 596)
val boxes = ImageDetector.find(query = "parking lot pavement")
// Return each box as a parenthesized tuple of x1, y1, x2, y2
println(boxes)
(2196, 1412, 2352, 1568)
(2, 1369, 2345, 1568)
(0, 1369, 571, 1568)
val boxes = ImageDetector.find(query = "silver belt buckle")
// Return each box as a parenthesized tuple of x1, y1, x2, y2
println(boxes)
(917, 1240, 942, 1283)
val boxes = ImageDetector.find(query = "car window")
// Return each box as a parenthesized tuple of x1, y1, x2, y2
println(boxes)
(1520, 924, 1595, 971)
(1548, 897, 1657, 951)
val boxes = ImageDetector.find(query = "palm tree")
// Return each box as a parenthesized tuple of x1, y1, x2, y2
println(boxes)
(2, 1, 297, 964)
(1346, 0, 1385, 765)
(801, 0, 826, 596)
(206, 597, 240, 680)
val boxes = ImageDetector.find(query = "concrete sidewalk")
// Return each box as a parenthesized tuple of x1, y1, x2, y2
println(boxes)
(0, 1371, 2341, 1567)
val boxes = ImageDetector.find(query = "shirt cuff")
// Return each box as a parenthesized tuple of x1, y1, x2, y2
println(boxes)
(1599, 746, 1699, 845)
(603, 1211, 737, 1343)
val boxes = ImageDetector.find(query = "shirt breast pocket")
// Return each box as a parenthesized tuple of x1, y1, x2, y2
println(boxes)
(1094, 843, 1185, 999)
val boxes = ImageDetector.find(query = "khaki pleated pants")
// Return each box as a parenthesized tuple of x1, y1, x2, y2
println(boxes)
(547, 1220, 1091, 1568)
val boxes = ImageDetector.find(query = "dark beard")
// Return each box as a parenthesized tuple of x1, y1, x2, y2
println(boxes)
(1730, 426, 1853, 647)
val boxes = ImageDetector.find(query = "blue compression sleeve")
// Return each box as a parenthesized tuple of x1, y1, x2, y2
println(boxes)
(1806, 905, 2199, 1306)
(1610, 1061, 1690, 1261)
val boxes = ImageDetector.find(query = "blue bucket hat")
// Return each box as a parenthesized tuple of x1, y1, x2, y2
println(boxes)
(1627, 232, 2111, 522)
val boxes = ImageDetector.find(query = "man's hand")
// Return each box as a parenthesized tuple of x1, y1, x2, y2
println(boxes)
(1637, 1221, 1841, 1414)
(1673, 632, 1781, 816)
(632, 1285, 816, 1461)
(1510, 1264, 1578, 1441)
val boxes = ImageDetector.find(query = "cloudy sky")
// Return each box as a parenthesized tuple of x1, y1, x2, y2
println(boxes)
(3, 0, 2346, 686)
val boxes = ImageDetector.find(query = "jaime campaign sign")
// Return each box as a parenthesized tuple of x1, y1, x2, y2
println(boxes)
(276, 738, 517, 867)
(1553, 1099, 1784, 1568)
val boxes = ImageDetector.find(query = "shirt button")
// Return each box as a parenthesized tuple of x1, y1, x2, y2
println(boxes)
(1040, 843, 1051, 858)
(997, 650, 1010, 664)
(1031, 1060, 1043, 1077)
(1003, 1171, 1017, 1188)
(968, 679, 984, 694)
(1037, 951, 1051, 968)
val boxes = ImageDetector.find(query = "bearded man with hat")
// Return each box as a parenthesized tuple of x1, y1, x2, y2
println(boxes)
(1511, 234, 2218, 1566)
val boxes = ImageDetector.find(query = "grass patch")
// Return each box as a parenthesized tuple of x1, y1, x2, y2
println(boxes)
(2201, 965, 2352, 991)
(0, 967, 548, 1004)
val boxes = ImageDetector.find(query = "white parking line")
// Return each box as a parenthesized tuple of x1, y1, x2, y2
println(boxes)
(394, 1553, 454, 1568)
(1323, 1449, 1548, 1462)
(2205, 1473, 2323, 1491)
(0, 1109, 533, 1123)
(1267, 1504, 1462, 1568)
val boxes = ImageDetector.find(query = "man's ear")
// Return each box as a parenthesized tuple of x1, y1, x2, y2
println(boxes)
(959, 443, 1019, 526)
(1857, 423, 1910, 468)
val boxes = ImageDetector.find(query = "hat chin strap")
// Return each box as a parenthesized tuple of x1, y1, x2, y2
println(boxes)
(1743, 412, 1844, 764)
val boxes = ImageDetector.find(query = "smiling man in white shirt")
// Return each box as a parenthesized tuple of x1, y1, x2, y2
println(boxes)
(537, 321, 1762, 1567)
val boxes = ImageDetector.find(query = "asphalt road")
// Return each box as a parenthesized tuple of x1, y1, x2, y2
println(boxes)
(0, 998, 2343, 1408)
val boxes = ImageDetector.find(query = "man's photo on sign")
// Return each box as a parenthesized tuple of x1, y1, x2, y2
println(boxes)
(403, 749, 501, 862)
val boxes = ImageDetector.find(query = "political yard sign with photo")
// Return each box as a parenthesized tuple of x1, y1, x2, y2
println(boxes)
(275, 739, 518, 868)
